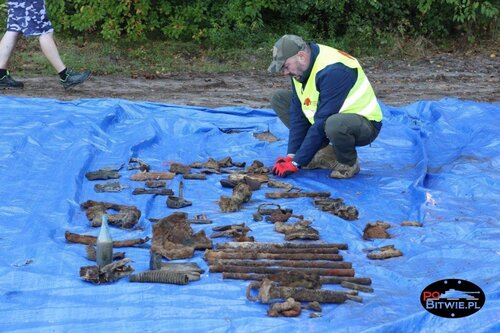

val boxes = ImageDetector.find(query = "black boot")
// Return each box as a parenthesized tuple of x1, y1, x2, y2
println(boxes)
(0, 72, 24, 89)
(60, 68, 91, 90)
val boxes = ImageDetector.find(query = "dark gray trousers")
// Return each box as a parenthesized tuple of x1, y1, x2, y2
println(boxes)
(270, 89, 380, 165)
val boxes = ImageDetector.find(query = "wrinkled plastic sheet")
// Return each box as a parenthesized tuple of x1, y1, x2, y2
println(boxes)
(0, 96, 498, 333)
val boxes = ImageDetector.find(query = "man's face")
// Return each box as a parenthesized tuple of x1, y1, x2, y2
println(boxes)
(281, 52, 307, 79)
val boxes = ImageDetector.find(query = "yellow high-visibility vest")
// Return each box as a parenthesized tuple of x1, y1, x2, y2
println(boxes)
(293, 45, 382, 124)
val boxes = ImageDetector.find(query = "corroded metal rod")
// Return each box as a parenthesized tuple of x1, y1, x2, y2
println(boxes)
(132, 188, 174, 195)
(247, 280, 348, 304)
(340, 281, 374, 293)
(223, 272, 372, 285)
(265, 191, 330, 199)
(215, 247, 340, 254)
(65, 231, 150, 248)
(131, 171, 175, 181)
(205, 250, 343, 261)
(215, 241, 348, 250)
(208, 259, 351, 269)
(209, 264, 354, 277)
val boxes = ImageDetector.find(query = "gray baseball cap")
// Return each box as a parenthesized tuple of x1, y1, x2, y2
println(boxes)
(268, 34, 306, 73)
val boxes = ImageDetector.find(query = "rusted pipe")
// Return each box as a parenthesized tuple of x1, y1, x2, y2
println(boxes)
(205, 250, 343, 261)
(65, 231, 150, 247)
(340, 281, 374, 293)
(246, 280, 347, 304)
(208, 259, 351, 269)
(265, 191, 330, 199)
(209, 265, 354, 277)
(223, 272, 372, 285)
(223, 273, 371, 285)
(215, 241, 348, 251)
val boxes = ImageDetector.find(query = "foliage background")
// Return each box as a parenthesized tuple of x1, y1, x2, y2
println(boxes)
(1, 0, 496, 52)
(0, 0, 497, 75)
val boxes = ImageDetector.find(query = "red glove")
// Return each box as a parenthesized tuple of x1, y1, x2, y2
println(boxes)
(274, 156, 291, 164)
(272, 156, 299, 177)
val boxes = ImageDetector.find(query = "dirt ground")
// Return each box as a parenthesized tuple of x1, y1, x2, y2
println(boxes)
(2, 52, 498, 108)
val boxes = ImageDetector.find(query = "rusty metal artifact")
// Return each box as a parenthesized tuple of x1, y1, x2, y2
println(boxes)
(274, 220, 319, 241)
(128, 157, 150, 172)
(167, 181, 192, 208)
(185, 213, 212, 224)
(215, 241, 348, 251)
(401, 220, 422, 227)
(246, 279, 348, 304)
(365, 245, 403, 259)
(245, 160, 270, 174)
(209, 265, 354, 277)
(151, 212, 212, 260)
(80, 258, 134, 284)
(129, 270, 190, 285)
(363, 221, 392, 239)
(94, 181, 129, 193)
(218, 183, 252, 212)
(130, 171, 175, 181)
(340, 281, 374, 293)
(212, 247, 339, 254)
(190, 156, 246, 172)
(80, 200, 141, 229)
(267, 298, 301, 317)
(211, 223, 251, 238)
(313, 198, 359, 221)
(182, 173, 207, 180)
(227, 173, 268, 184)
(205, 250, 342, 261)
(169, 162, 191, 174)
(132, 187, 174, 195)
(207, 259, 351, 269)
(222, 273, 372, 285)
(265, 191, 330, 199)
(220, 175, 262, 190)
(85, 166, 122, 181)
(267, 179, 296, 191)
(65, 231, 150, 247)
(267, 270, 322, 289)
(145, 180, 166, 188)
(253, 203, 294, 221)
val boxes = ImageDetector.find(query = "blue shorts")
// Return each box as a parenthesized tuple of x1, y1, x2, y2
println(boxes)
(7, 0, 54, 36)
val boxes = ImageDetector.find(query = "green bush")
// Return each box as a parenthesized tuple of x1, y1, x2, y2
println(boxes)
(32, 0, 499, 48)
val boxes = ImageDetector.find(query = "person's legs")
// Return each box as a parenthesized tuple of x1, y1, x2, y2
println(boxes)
(325, 113, 379, 165)
(0, 31, 20, 69)
(325, 113, 380, 178)
(0, 31, 24, 88)
(39, 32, 66, 73)
(39, 32, 91, 89)
(270, 89, 292, 128)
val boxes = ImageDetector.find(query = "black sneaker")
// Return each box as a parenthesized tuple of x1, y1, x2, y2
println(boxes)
(0, 72, 24, 89)
(60, 68, 91, 90)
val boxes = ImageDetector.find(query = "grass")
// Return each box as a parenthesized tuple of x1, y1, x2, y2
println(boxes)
(7, 35, 273, 77)
(5, 33, 498, 78)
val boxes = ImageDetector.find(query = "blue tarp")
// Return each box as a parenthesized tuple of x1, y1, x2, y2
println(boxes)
(0, 95, 498, 333)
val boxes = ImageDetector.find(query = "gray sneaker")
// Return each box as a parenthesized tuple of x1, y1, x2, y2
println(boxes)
(60, 68, 91, 90)
(0, 72, 24, 89)
(303, 145, 337, 169)
(329, 159, 360, 179)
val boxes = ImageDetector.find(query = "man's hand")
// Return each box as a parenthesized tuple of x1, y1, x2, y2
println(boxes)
(272, 156, 299, 177)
